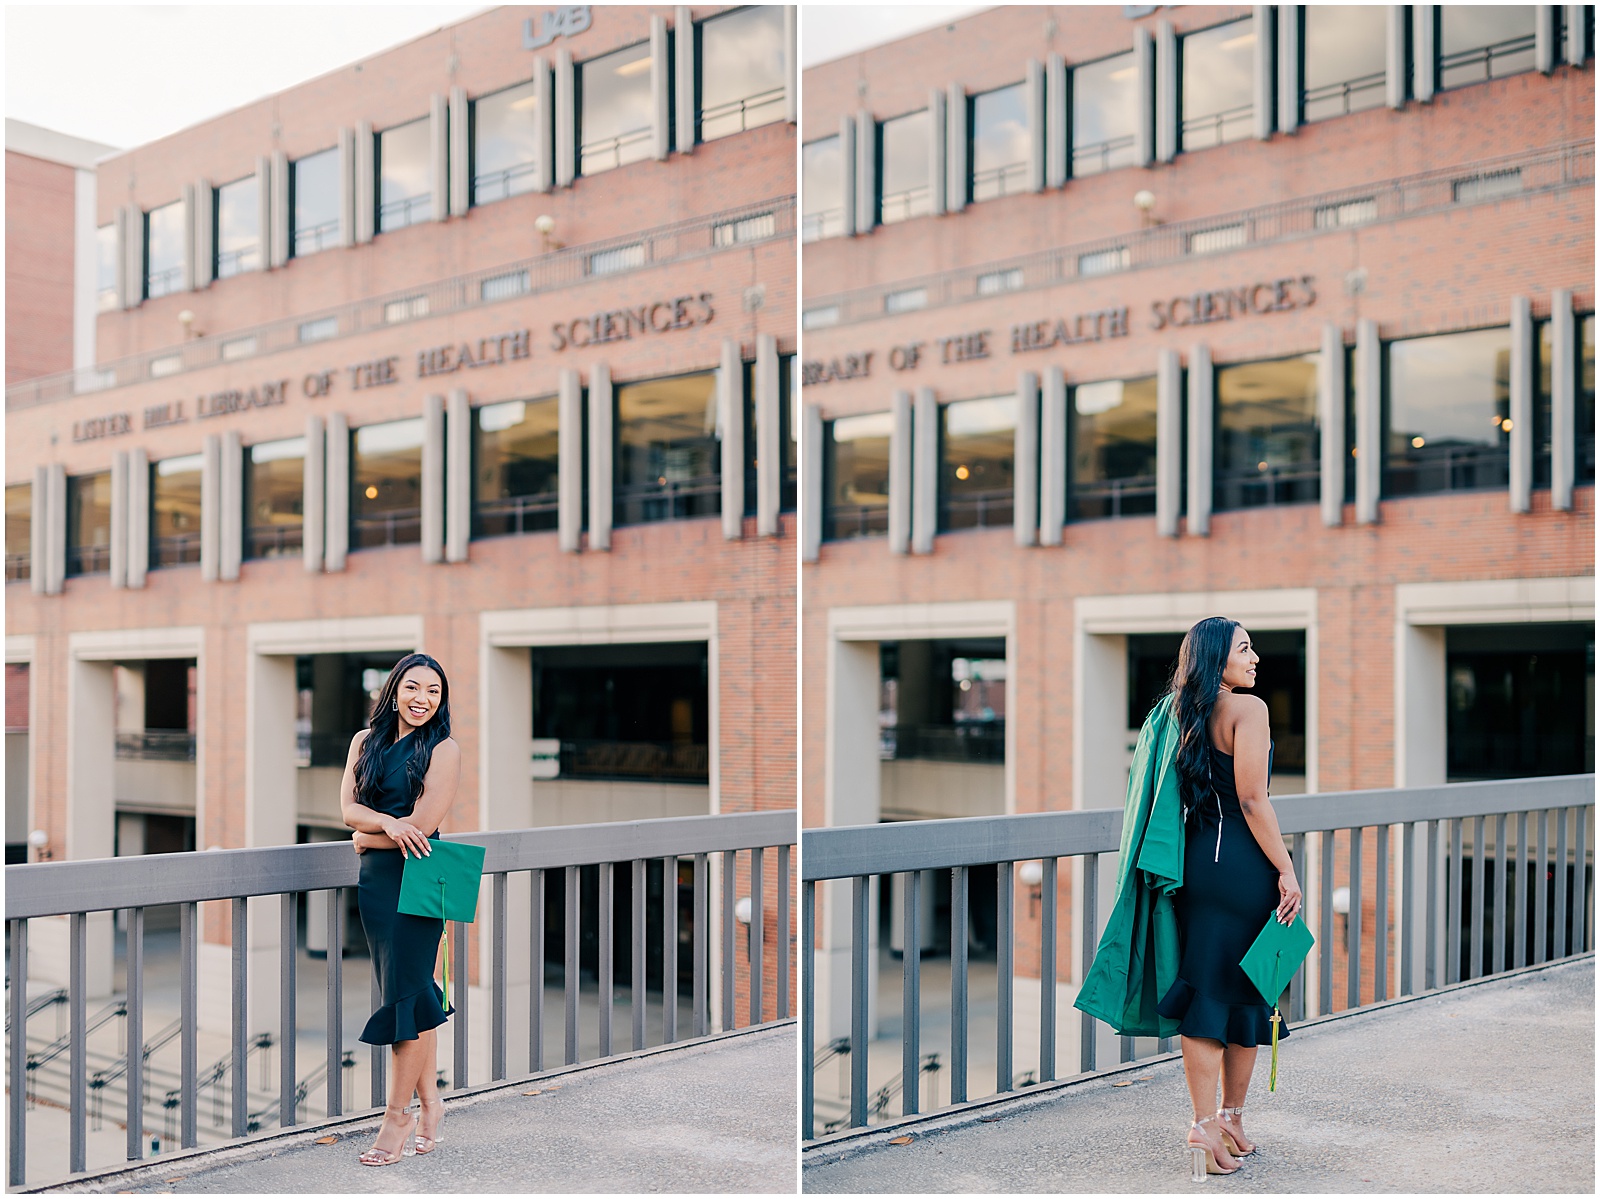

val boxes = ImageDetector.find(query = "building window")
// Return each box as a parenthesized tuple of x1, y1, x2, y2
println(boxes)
(96, 224, 118, 312)
(1385, 326, 1512, 497)
(351, 418, 425, 548)
(481, 269, 530, 302)
(1437, 5, 1537, 91)
(214, 174, 260, 278)
(823, 412, 892, 540)
(969, 82, 1028, 202)
(298, 316, 337, 343)
(941, 396, 1016, 531)
(220, 336, 256, 362)
(1180, 17, 1256, 151)
(1535, 313, 1597, 489)
(880, 639, 1008, 764)
(65, 471, 112, 576)
(1314, 197, 1377, 229)
(472, 79, 541, 205)
(879, 109, 931, 224)
(377, 118, 432, 231)
(884, 287, 927, 314)
(5, 484, 30, 583)
(802, 306, 840, 330)
(802, 136, 844, 242)
(1453, 168, 1521, 204)
(1300, 4, 1387, 123)
(1213, 354, 1321, 512)
(742, 354, 798, 516)
(1071, 376, 1160, 519)
(383, 294, 429, 323)
(151, 454, 203, 568)
(475, 397, 560, 537)
(579, 41, 655, 176)
(149, 354, 183, 379)
(291, 146, 340, 258)
(712, 211, 776, 247)
(1078, 246, 1129, 276)
(698, 4, 785, 142)
(1189, 222, 1246, 255)
(614, 371, 721, 526)
(588, 243, 645, 276)
(1071, 51, 1139, 176)
(977, 268, 1023, 295)
(144, 201, 185, 299)
(244, 437, 304, 560)
(1446, 624, 1594, 780)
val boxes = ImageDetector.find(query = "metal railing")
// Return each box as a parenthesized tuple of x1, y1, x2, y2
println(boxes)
(6, 809, 796, 1187)
(5, 551, 29, 582)
(377, 193, 433, 231)
(800, 774, 1593, 1141)
(580, 127, 653, 175)
(883, 723, 1006, 765)
(559, 739, 711, 785)
(823, 503, 890, 541)
(473, 161, 539, 204)
(1181, 101, 1255, 151)
(614, 475, 722, 526)
(293, 219, 341, 259)
(1072, 476, 1158, 520)
(1438, 32, 1538, 90)
(880, 185, 931, 225)
(1212, 462, 1323, 511)
(114, 731, 197, 762)
(476, 494, 560, 537)
(1072, 134, 1138, 177)
(699, 87, 785, 139)
(66, 545, 111, 577)
(1302, 70, 1387, 122)
(941, 490, 1014, 531)
(351, 508, 423, 550)
(244, 523, 304, 559)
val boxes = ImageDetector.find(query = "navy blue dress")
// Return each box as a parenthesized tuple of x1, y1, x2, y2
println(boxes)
(1156, 743, 1289, 1048)
(356, 731, 449, 1045)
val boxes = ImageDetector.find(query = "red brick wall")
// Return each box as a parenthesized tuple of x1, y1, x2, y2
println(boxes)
(6, 150, 77, 384)
(4, 663, 28, 730)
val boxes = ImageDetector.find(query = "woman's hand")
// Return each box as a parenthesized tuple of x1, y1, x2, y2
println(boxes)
(1277, 868, 1303, 925)
(381, 817, 432, 859)
(352, 832, 367, 855)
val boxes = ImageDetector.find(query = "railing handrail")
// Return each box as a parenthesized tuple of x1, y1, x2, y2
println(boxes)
(6, 810, 796, 920)
(802, 775, 1595, 881)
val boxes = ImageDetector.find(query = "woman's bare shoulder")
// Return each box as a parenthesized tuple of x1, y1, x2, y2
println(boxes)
(1218, 690, 1269, 725)
(429, 736, 461, 763)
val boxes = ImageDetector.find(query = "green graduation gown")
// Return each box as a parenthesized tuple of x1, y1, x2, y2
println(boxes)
(1072, 692, 1186, 1038)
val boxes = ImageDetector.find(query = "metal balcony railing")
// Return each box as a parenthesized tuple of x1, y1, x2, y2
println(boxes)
(6, 810, 796, 1187)
(114, 731, 197, 762)
(800, 774, 1593, 1141)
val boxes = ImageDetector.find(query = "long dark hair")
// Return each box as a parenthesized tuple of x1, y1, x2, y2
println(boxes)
(352, 652, 452, 807)
(1167, 617, 1239, 820)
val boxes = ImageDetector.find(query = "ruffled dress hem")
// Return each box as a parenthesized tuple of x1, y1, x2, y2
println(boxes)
(1154, 976, 1289, 1048)
(359, 981, 449, 1045)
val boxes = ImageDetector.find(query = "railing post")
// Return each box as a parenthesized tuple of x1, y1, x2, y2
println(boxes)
(492, 871, 509, 1079)
(1079, 854, 1097, 1074)
(229, 898, 246, 1138)
(1319, 830, 1335, 1012)
(801, 880, 816, 1141)
(452, 918, 468, 1086)
(1514, 811, 1529, 970)
(1290, 834, 1308, 1018)
(69, 910, 87, 1173)
(849, 875, 869, 1128)
(1375, 825, 1389, 1001)
(280, 892, 297, 1127)
(996, 861, 1014, 1093)
(564, 865, 580, 1065)
(751, 845, 765, 1025)
(1426, 818, 1441, 990)
(777, 844, 792, 1021)
(1447, 819, 1464, 984)
(1573, 806, 1589, 954)
(325, 888, 343, 1117)
(1493, 813, 1507, 975)
(1040, 857, 1057, 1083)
(179, 901, 198, 1148)
(902, 870, 923, 1116)
(9, 918, 27, 1186)
(721, 850, 736, 1034)
(950, 866, 968, 1104)
(1535, 809, 1549, 963)
(598, 863, 613, 1058)
(530, 867, 546, 1074)
(1554, 807, 1569, 958)
(1399, 824, 1415, 997)
(1471, 815, 1486, 980)
(631, 859, 647, 1050)
(694, 852, 709, 1038)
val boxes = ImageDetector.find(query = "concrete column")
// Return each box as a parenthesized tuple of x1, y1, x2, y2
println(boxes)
(324, 413, 349, 571)
(355, 121, 374, 243)
(482, 643, 535, 1063)
(338, 128, 357, 248)
(109, 451, 128, 589)
(720, 339, 746, 541)
(122, 205, 143, 309)
(1186, 344, 1213, 537)
(945, 84, 967, 213)
(1025, 58, 1045, 193)
(303, 414, 325, 571)
(1398, 624, 1447, 787)
(854, 109, 876, 235)
(1551, 289, 1576, 511)
(675, 7, 696, 152)
(201, 434, 221, 583)
(1318, 323, 1346, 528)
(446, 389, 470, 562)
(802, 403, 823, 563)
(1566, 5, 1589, 65)
(784, 5, 798, 124)
(1386, 6, 1409, 109)
(889, 391, 913, 555)
(839, 114, 858, 237)
(255, 155, 273, 268)
(429, 94, 449, 222)
(192, 178, 214, 287)
(558, 368, 583, 551)
(588, 363, 613, 550)
(1253, 6, 1275, 140)
(449, 86, 469, 215)
(1278, 5, 1301, 133)
(756, 334, 781, 537)
(45, 464, 66, 595)
(220, 432, 242, 581)
(1014, 371, 1039, 548)
(1134, 27, 1156, 167)
(532, 59, 554, 192)
(422, 394, 445, 563)
(1155, 20, 1178, 162)
(1413, 6, 1437, 102)
(555, 48, 576, 187)
(30, 465, 48, 596)
(651, 16, 670, 161)
(1536, 6, 1560, 73)
(928, 87, 947, 215)
(244, 649, 299, 1030)
(1045, 54, 1067, 189)
(1509, 296, 1533, 514)
(1355, 319, 1381, 524)
(270, 151, 290, 266)
(1155, 348, 1182, 537)
(126, 450, 148, 589)
(62, 655, 116, 996)
(911, 388, 938, 554)
(181, 184, 197, 291)
(1039, 366, 1066, 546)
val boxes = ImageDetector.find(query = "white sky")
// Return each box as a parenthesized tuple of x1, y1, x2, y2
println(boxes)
(800, 4, 991, 68)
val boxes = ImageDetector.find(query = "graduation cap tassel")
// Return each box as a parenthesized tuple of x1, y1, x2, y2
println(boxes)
(1268, 1006, 1281, 1092)
(440, 879, 453, 1015)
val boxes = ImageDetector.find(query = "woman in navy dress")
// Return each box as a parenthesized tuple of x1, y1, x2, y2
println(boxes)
(1155, 618, 1302, 1176)
(339, 652, 461, 1166)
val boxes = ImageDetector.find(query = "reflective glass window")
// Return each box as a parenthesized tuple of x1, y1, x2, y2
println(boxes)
(1301, 5, 1387, 122)
(1535, 313, 1597, 488)
(1181, 17, 1255, 150)
(215, 175, 260, 278)
(802, 136, 844, 241)
(1214, 354, 1320, 512)
(96, 225, 118, 311)
(699, 5, 785, 141)
(879, 109, 930, 224)
(352, 418, 424, 548)
(1072, 51, 1139, 176)
(615, 371, 720, 525)
(151, 455, 203, 568)
(1446, 624, 1594, 780)
(970, 83, 1028, 202)
(66, 471, 112, 576)
(1438, 5, 1537, 90)
(377, 118, 432, 231)
(144, 201, 184, 299)
(244, 437, 304, 560)
(941, 396, 1015, 530)
(579, 41, 655, 176)
(1072, 376, 1160, 519)
(824, 412, 891, 540)
(472, 80, 540, 205)
(291, 146, 340, 257)
(475, 397, 560, 537)
(1386, 327, 1511, 497)
(5, 484, 30, 583)
(742, 354, 798, 517)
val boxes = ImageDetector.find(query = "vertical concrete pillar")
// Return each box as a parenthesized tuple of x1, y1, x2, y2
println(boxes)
(1386, 6, 1408, 109)
(1014, 371, 1039, 548)
(303, 414, 325, 572)
(1536, 6, 1560, 73)
(945, 84, 967, 213)
(201, 434, 221, 583)
(802, 404, 823, 563)
(720, 339, 745, 541)
(558, 369, 583, 551)
(422, 395, 446, 563)
(449, 87, 469, 216)
(1134, 27, 1156, 167)
(126, 450, 148, 589)
(555, 49, 576, 187)
(889, 391, 913, 555)
(532, 59, 554, 193)
(783, 4, 798, 125)
(839, 114, 858, 236)
(1318, 323, 1346, 528)
(1025, 58, 1045, 192)
(1253, 6, 1275, 140)
(1045, 54, 1067, 189)
(270, 151, 290, 267)
(1397, 624, 1447, 787)
(192, 178, 214, 287)
(1039, 366, 1067, 546)
(675, 7, 696, 153)
(30, 465, 49, 596)
(181, 184, 198, 291)
(1355, 319, 1381, 524)
(588, 364, 613, 550)
(57, 655, 115, 996)
(482, 643, 534, 1064)
(324, 413, 349, 571)
(1155, 20, 1178, 162)
(1278, 5, 1301, 133)
(1186, 344, 1213, 537)
(244, 650, 298, 1030)
(1155, 348, 1182, 537)
(109, 451, 128, 589)
(220, 432, 242, 581)
(255, 155, 273, 267)
(430, 94, 450, 222)
(1509, 296, 1533, 513)
(45, 464, 66, 595)
(1551, 289, 1576, 511)
(122, 205, 144, 309)
(446, 389, 471, 563)
(1566, 4, 1589, 65)
(338, 128, 357, 248)
(911, 388, 938, 554)
(1413, 6, 1437, 102)
(854, 110, 876, 235)
(651, 16, 670, 160)
(355, 121, 375, 244)
(756, 334, 780, 537)
(928, 87, 947, 215)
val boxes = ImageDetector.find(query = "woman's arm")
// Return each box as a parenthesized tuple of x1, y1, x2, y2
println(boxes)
(364, 738, 461, 858)
(352, 831, 399, 852)
(1231, 696, 1303, 923)
(339, 731, 391, 835)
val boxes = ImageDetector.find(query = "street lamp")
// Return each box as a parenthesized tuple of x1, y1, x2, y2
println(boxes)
(534, 214, 564, 251)
(28, 828, 50, 861)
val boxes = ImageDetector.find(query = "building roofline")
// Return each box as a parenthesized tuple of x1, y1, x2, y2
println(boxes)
(4, 118, 118, 169)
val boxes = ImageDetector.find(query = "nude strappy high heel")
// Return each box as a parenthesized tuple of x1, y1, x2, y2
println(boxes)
(414, 1097, 445, 1154)
(1216, 1105, 1256, 1156)
(359, 1111, 417, 1166)
(1186, 1114, 1241, 1180)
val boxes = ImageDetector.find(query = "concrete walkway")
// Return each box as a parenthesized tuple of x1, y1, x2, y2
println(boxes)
(42, 1024, 796, 1195)
(803, 958, 1595, 1194)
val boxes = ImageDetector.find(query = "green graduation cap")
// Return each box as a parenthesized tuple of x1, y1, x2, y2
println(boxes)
(1239, 912, 1314, 1092)
(398, 839, 488, 1014)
